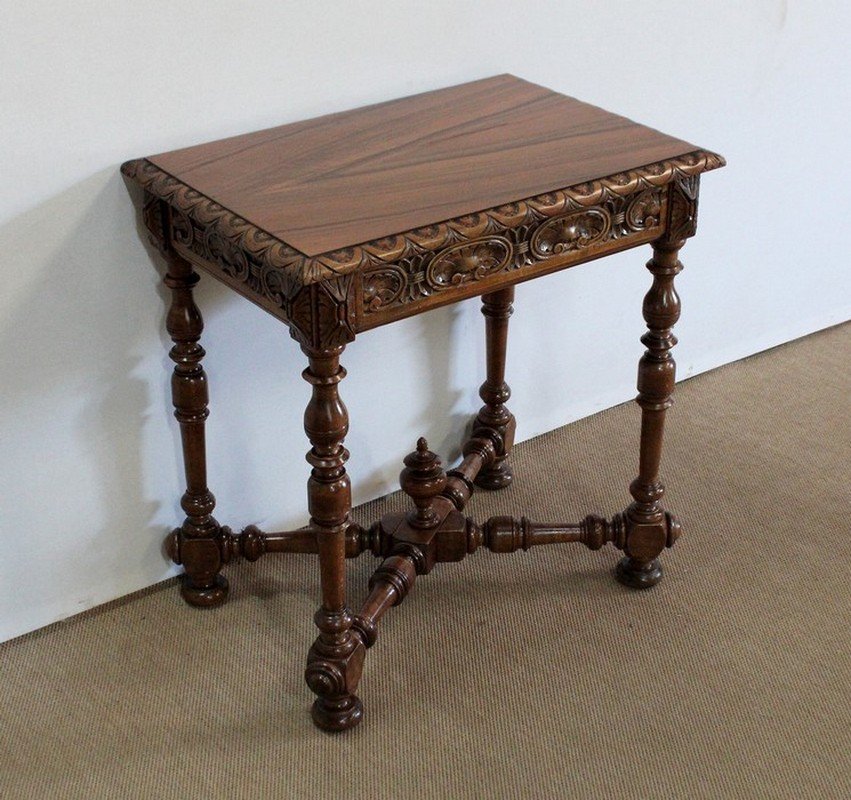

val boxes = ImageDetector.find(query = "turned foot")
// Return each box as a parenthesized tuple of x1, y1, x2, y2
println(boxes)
(166, 527, 230, 608)
(615, 556, 663, 590)
(305, 635, 366, 733)
(310, 695, 364, 733)
(178, 573, 229, 607)
(474, 461, 513, 490)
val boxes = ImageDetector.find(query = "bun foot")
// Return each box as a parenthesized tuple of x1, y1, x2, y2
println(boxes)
(179, 574, 229, 607)
(475, 462, 513, 491)
(615, 556, 663, 590)
(311, 695, 364, 733)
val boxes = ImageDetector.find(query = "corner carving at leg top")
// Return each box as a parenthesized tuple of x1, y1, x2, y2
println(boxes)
(665, 175, 700, 242)
(288, 276, 357, 350)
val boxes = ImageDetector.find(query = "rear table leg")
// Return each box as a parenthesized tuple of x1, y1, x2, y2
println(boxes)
(474, 286, 516, 490)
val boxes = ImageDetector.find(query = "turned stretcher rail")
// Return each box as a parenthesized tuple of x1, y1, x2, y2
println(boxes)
(472, 514, 624, 553)
(352, 547, 422, 649)
(441, 435, 497, 510)
(168, 522, 383, 565)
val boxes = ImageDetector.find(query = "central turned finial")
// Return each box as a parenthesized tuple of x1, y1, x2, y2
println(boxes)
(400, 437, 447, 529)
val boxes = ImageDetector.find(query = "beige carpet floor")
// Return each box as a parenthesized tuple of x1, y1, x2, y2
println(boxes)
(2, 323, 850, 799)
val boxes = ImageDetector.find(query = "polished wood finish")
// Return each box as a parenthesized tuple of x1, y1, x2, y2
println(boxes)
(145, 75, 699, 256)
(123, 76, 724, 733)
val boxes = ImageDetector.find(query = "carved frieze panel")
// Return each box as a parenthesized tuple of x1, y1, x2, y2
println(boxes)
(170, 208, 303, 308)
(362, 237, 513, 312)
(360, 187, 667, 319)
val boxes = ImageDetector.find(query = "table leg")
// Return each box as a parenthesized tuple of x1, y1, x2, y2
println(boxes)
(474, 286, 516, 489)
(302, 344, 365, 732)
(162, 253, 228, 607)
(616, 238, 685, 589)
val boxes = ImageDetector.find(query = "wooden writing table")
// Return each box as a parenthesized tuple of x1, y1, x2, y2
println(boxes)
(122, 75, 724, 731)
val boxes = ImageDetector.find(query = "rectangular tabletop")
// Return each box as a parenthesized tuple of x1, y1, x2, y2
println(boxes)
(147, 75, 702, 256)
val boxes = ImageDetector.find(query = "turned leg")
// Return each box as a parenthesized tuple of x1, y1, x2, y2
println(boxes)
(474, 286, 516, 490)
(616, 238, 685, 589)
(302, 344, 365, 732)
(162, 253, 228, 607)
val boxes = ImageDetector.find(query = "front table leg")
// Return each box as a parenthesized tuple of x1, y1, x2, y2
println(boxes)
(301, 344, 365, 732)
(616, 238, 685, 589)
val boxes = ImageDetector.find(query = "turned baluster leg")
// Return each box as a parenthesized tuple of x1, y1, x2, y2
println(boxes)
(474, 285, 516, 490)
(616, 238, 685, 589)
(302, 344, 364, 732)
(162, 253, 228, 607)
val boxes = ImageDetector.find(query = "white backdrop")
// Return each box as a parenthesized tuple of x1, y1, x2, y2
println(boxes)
(2, 1, 849, 641)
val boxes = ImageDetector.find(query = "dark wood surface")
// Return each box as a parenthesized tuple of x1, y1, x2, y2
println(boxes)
(148, 74, 700, 255)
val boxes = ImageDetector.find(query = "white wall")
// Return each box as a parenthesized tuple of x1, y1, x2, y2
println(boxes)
(2, 1, 849, 642)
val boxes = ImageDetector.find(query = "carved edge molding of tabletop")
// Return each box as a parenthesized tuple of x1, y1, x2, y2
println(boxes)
(121, 149, 724, 343)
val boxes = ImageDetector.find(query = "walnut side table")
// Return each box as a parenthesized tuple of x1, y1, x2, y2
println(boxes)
(122, 75, 724, 732)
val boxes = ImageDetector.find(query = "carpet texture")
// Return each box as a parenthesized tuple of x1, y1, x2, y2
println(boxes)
(2, 323, 849, 799)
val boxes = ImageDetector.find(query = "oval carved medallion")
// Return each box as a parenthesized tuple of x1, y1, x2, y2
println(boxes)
(425, 237, 513, 290)
(530, 208, 611, 259)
